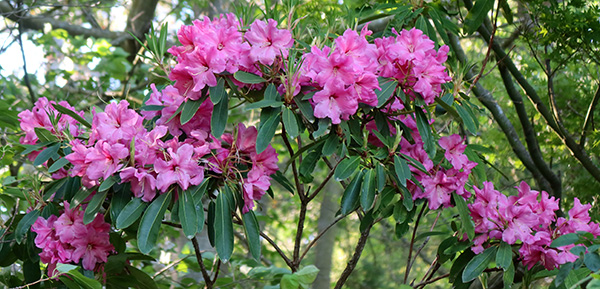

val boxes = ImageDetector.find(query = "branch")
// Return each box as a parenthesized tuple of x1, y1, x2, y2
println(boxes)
(580, 84, 600, 147)
(191, 236, 214, 289)
(298, 215, 345, 262)
(0, 1, 128, 44)
(333, 220, 374, 289)
(260, 231, 294, 269)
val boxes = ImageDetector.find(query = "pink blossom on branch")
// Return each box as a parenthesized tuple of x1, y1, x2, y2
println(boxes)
(245, 19, 294, 66)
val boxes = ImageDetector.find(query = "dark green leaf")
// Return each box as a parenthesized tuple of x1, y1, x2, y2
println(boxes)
(215, 190, 234, 262)
(376, 164, 386, 192)
(207, 201, 216, 247)
(584, 252, 600, 272)
(70, 187, 93, 208)
(497, 242, 512, 271)
(167, 101, 185, 123)
(393, 155, 411, 187)
(256, 111, 281, 154)
(209, 78, 226, 104)
(295, 97, 315, 122)
(322, 133, 339, 157)
(334, 156, 361, 181)
(264, 83, 279, 100)
(456, 103, 477, 135)
(272, 170, 296, 194)
(503, 262, 515, 289)
(234, 71, 266, 84)
(341, 170, 365, 215)
(127, 265, 159, 289)
(34, 127, 57, 143)
(16, 210, 39, 244)
(242, 211, 261, 261)
(179, 189, 198, 239)
(56, 263, 102, 289)
(98, 175, 117, 192)
(551, 233, 579, 248)
(376, 78, 398, 107)
(84, 190, 108, 224)
(415, 109, 436, 159)
(361, 168, 377, 211)
(211, 90, 229, 138)
(453, 193, 475, 240)
(33, 143, 60, 166)
(282, 107, 299, 138)
(462, 246, 497, 282)
(245, 99, 283, 110)
(464, 0, 494, 35)
(180, 99, 203, 125)
(137, 192, 171, 254)
(116, 197, 148, 229)
(48, 157, 70, 173)
(52, 103, 91, 128)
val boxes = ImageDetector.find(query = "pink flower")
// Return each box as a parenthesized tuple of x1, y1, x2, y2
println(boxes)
(312, 82, 358, 124)
(172, 47, 226, 93)
(120, 167, 157, 202)
(242, 168, 271, 213)
(84, 140, 129, 181)
(70, 214, 113, 271)
(18, 97, 85, 145)
(438, 134, 469, 169)
(89, 100, 144, 145)
(155, 143, 204, 192)
(245, 19, 294, 66)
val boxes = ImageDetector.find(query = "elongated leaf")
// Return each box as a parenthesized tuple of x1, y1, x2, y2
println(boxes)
(179, 189, 198, 239)
(394, 155, 411, 187)
(272, 170, 295, 194)
(98, 175, 117, 192)
(456, 104, 477, 135)
(56, 263, 102, 289)
(33, 143, 60, 166)
(361, 168, 377, 211)
(376, 78, 398, 107)
(584, 252, 600, 272)
(209, 78, 226, 104)
(167, 101, 185, 123)
(83, 190, 108, 224)
(282, 107, 299, 138)
(234, 71, 266, 84)
(551, 233, 579, 248)
(127, 265, 159, 289)
(295, 265, 320, 286)
(207, 201, 216, 247)
(415, 109, 436, 159)
(16, 210, 39, 244)
(180, 99, 203, 125)
(462, 246, 497, 282)
(245, 99, 283, 110)
(264, 83, 279, 100)
(334, 156, 360, 181)
(341, 170, 365, 215)
(35, 127, 57, 143)
(496, 242, 512, 270)
(453, 193, 475, 240)
(503, 262, 515, 289)
(211, 91, 229, 138)
(322, 133, 339, 157)
(116, 198, 147, 229)
(256, 111, 281, 154)
(376, 164, 386, 192)
(215, 190, 234, 262)
(295, 97, 315, 122)
(242, 211, 261, 260)
(52, 103, 91, 128)
(138, 192, 172, 254)
(48, 157, 70, 173)
(464, 0, 494, 35)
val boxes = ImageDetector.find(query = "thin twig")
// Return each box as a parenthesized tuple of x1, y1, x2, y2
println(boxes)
(298, 215, 345, 262)
(333, 220, 374, 289)
(404, 203, 427, 284)
(191, 236, 214, 289)
(17, 16, 35, 103)
(153, 255, 191, 278)
(259, 231, 294, 269)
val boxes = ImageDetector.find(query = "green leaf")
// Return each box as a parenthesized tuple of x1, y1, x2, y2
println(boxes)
(207, 201, 216, 247)
(295, 97, 315, 122)
(215, 190, 234, 262)
(15, 210, 39, 244)
(211, 90, 229, 138)
(56, 263, 102, 289)
(127, 265, 159, 289)
(179, 189, 198, 239)
(341, 170, 365, 215)
(282, 107, 299, 138)
(322, 132, 339, 157)
(245, 99, 283, 110)
(256, 111, 281, 154)
(334, 156, 361, 181)
(98, 175, 117, 192)
(585, 252, 600, 272)
(83, 190, 108, 224)
(295, 265, 319, 286)
(272, 170, 296, 194)
(209, 78, 226, 104)
(137, 192, 172, 254)
(376, 164, 386, 192)
(281, 274, 300, 289)
(234, 71, 266, 84)
(116, 198, 147, 229)
(33, 143, 60, 166)
(242, 211, 261, 261)
(376, 78, 398, 107)
(551, 233, 579, 248)
(361, 168, 377, 211)
(34, 127, 57, 143)
(464, 0, 495, 35)
(462, 246, 497, 282)
(167, 101, 185, 123)
(503, 262, 515, 289)
(180, 99, 203, 125)
(393, 155, 411, 187)
(48, 157, 70, 173)
(456, 103, 478, 135)
(496, 242, 512, 271)
(453, 193, 475, 240)
(52, 103, 91, 128)
(415, 109, 436, 159)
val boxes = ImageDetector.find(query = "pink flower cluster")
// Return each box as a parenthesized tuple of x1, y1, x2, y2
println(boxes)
(470, 181, 600, 270)
(18, 97, 85, 146)
(65, 100, 206, 201)
(31, 202, 113, 272)
(208, 124, 278, 213)
(168, 14, 293, 100)
(299, 27, 451, 124)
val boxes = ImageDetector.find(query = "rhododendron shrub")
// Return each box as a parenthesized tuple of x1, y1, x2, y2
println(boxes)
(7, 10, 600, 289)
